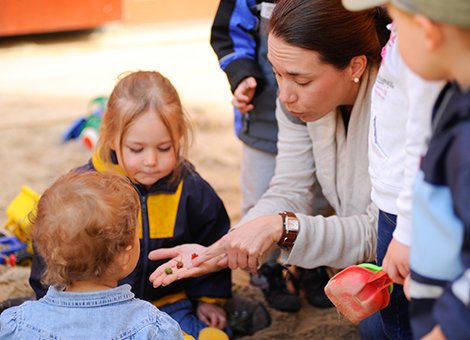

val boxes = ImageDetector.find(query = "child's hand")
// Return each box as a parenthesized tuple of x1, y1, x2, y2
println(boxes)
(382, 238, 410, 284)
(403, 274, 410, 301)
(422, 326, 445, 340)
(148, 244, 227, 288)
(197, 302, 227, 330)
(232, 77, 257, 113)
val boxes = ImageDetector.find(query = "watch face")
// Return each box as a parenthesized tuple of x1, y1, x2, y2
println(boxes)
(286, 217, 300, 232)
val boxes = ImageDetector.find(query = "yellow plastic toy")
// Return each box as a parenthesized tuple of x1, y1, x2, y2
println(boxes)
(3, 186, 40, 254)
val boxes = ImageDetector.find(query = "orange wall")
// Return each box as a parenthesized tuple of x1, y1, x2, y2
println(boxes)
(0, 0, 122, 37)
(0, 1, 220, 37)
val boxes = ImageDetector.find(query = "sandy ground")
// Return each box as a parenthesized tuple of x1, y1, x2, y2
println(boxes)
(0, 20, 359, 339)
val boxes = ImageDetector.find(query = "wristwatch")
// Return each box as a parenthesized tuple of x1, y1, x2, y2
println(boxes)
(277, 211, 300, 250)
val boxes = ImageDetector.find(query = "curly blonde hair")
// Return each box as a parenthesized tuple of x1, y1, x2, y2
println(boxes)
(31, 171, 140, 288)
(98, 71, 192, 183)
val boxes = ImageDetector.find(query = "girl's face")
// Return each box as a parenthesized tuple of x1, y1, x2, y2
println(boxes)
(267, 34, 356, 122)
(117, 111, 177, 187)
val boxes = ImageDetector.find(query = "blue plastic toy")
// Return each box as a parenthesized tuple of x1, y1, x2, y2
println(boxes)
(63, 96, 107, 149)
(0, 234, 31, 266)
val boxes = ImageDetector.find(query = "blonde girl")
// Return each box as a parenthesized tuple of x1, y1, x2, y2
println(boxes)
(30, 71, 233, 339)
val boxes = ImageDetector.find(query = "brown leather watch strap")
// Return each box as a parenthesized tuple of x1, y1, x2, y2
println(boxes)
(277, 211, 299, 250)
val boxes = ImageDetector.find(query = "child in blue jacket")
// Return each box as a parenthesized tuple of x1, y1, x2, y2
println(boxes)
(345, 0, 470, 338)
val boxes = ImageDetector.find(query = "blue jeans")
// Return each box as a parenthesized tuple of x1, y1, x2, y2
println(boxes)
(160, 299, 232, 339)
(360, 210, 412, 339)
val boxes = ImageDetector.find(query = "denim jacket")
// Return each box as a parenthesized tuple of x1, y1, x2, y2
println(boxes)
(0, 284, 183, 339)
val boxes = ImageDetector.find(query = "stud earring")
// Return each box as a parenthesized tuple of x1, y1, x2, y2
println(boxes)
(353, 77, 360, 83)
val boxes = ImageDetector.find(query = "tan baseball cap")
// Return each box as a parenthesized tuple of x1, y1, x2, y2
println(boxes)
(342, 0, 470, 28)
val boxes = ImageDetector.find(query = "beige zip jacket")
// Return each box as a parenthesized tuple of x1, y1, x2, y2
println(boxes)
(239, 67, 378, 269)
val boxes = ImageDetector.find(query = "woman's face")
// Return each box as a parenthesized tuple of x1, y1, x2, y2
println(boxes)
(268, 34, 355, 122)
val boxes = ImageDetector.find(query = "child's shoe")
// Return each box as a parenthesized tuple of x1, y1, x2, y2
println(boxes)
(254, 261, 301, 313)
(225, 293, 271, 338)
(298, 266, 334, 308)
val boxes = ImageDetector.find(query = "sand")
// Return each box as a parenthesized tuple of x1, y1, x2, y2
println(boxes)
(0, 20, 359, 339)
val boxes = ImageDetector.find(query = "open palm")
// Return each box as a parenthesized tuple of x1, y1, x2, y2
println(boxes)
(148, 244, 227, 288)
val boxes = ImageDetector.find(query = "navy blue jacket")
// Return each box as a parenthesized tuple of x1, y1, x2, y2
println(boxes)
(410, 82, 470, 339)
(211, 0, 278, 154)
(30, 153, 232, 306)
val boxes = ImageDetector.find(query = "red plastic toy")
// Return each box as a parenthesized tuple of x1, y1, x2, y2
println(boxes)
(324, 263, 393, 324)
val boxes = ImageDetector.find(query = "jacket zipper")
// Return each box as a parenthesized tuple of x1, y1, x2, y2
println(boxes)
(140, 195, 150, 298)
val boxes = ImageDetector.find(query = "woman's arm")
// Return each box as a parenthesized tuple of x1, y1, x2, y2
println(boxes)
(238, 101, 317, 225)
(284, 202, 377, 269)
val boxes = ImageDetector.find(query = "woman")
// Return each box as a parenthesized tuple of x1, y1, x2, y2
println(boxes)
(149, 0, 390, 286)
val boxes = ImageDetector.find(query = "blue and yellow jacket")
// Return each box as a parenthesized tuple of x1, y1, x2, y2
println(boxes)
(211, 0, 278, 154)
(410, 83, 470, 339)
(30, 152, 232, 307)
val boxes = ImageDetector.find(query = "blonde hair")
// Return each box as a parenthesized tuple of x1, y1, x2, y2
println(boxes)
(31, 171, 140, 288)
(98, 71, 192, 183)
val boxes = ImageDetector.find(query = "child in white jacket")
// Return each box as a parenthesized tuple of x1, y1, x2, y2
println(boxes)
(363, 22, 443, 339)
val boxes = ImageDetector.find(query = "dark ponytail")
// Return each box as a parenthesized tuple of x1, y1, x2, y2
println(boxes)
(374, 7, 392, 48)
(269, 0, 391, 69)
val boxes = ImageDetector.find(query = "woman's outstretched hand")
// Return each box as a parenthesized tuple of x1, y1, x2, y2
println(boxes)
(148, 244, 227, 288)
(148, 214, 284, 287)
(192, 215, 283, 274)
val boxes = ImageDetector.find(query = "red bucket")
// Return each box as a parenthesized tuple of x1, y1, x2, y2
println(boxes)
(324, 263, 393, 324)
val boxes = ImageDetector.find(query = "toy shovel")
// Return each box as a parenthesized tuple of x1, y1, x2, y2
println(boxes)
(324, 263, 393, 324)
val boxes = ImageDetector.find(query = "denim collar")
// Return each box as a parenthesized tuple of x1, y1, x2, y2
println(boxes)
(43, 284, 135, 308)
